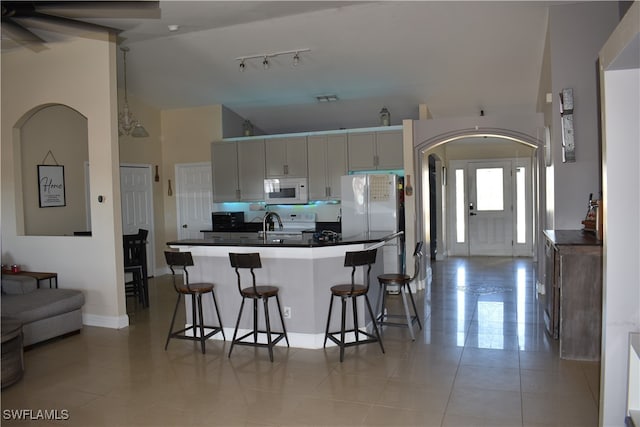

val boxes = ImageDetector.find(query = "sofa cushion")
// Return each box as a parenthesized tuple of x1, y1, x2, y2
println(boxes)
(1, 275, 38, 295)
(1, 289, 84, 324)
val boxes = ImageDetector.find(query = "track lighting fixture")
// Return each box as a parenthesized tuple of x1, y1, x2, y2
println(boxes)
(235, 48, 310, 71)
(316, 94, 339, 103)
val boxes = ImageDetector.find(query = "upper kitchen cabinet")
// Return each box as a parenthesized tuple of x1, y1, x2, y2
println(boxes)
(265, 136, 308, 178)
(347, 130, 403, 171)
(238, 139, 266, 200)
(307, 134, 347, 200)
(211, 139, 265, 201)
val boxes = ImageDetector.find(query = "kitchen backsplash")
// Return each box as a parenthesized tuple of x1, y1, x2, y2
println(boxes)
(211, 202, 341, 223)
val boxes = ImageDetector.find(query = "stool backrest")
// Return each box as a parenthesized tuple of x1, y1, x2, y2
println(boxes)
(164, 251, 194, 291)
(123, 234, 146, 268)
(229, 252, 262, 295)
(344, 248, 377, 291)
(410, 241, 425, 282)
(137, 228, 149, 242)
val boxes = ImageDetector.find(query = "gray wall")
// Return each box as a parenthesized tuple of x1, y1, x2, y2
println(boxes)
(547, 2, 619, 229)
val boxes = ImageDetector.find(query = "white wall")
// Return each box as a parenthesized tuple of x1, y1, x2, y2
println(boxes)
(547, 2, 619, 229)
(598, 1, 640, 422)
(601, 66, 640, 427)
(1, 36, 127, 328)
(160, 105, 224, 246)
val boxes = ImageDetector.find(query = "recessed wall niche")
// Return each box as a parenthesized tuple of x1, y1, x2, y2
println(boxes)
(20, 104, 89, 236)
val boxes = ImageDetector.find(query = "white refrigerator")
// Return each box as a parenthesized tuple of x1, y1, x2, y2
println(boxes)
(341, 174, 403, 275)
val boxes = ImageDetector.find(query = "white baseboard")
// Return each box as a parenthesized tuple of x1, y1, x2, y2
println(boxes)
(83, 313, 129, 329)
(184, 326, 374, 349)
(208, 327, 326, 349)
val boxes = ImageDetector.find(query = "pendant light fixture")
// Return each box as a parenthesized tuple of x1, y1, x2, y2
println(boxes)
(118, 46, 149, 138)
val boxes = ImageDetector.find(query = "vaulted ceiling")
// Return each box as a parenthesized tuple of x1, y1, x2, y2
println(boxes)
(5, 1, 554, 135)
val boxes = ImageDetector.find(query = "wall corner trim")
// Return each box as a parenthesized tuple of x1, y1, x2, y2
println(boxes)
(83, 313, 129, 329)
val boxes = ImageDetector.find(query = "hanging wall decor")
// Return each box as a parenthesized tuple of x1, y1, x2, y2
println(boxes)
(559, 88, 575, 163)
(38, 164, 66, 207)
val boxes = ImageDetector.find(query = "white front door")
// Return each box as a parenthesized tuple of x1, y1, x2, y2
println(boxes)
(120, 165, 155, 275)
(468, 161, 514, 256)
(449, 158, 532, 257)
(175, 163, 212, 239)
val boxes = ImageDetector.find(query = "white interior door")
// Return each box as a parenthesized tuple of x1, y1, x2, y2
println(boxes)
(120, 165, 155, 275)
(468, 161, 514, 256)
(176, 163, 212, 239)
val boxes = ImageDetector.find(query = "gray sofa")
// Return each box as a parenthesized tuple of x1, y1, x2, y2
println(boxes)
(1, 274, 84, 346)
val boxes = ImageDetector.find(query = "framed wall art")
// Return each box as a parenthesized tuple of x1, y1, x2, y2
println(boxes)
(38, 164, 66, 207)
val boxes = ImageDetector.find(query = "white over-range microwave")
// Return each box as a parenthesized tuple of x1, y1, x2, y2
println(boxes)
(263, 177, 308, 204)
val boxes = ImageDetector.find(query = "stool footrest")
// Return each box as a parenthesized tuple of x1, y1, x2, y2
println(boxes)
(377, 313, 420, 327)
(170, 325, 224, 342)
(325, 329, 381, 348)
(232, 330, 287, 348)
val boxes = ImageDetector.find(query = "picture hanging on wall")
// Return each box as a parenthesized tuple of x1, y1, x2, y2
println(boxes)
(38, 165, 66, 207)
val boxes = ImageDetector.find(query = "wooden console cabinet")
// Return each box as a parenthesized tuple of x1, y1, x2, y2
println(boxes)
(543, 230, 603, 361)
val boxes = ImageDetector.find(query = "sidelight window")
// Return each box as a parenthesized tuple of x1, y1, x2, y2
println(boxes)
(455, 169, 465, 243)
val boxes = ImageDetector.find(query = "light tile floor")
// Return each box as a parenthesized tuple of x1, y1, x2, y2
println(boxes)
(1, 257, 600, 426)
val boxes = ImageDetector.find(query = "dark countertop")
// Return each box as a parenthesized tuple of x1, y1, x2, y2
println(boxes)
(169, 231, 402, 248)
(544, 229, 602, 246)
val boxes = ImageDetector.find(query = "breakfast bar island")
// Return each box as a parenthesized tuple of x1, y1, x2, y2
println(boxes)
(167, 232, 402, 349)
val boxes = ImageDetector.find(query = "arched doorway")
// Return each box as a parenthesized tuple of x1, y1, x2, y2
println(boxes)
(411, 118, 545, 278)
(15, 103, 89, 237)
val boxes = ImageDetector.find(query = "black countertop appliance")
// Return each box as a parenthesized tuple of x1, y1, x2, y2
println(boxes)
(212, 211, 244, 231)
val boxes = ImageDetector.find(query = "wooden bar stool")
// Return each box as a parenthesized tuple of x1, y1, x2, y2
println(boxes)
(228, 252, 289, 362)
(324, 248, 384, 362)
(164, 251, 225, 354)
(376, 242, 424, 341)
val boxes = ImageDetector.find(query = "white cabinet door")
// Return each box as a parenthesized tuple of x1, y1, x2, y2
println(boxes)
(308, 134, 347, 200)
(325, 134, 347, 199)
(347, 132, 376, 171)
(265, 138, 286, 177)
(285, 137, 308, 177)
(265, 136, 307, 177)
(307, 135, 329, 200)
(237, 139, 265, 201)
(211, 141, 239, 201)
(347, 131, 403, 171)
(376, 131, 403, 169)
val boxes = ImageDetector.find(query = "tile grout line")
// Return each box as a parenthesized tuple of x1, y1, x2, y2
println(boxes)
(438, 294, 478, 427)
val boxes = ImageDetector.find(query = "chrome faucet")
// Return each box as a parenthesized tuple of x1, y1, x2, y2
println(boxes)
(262, 212, 283, 243)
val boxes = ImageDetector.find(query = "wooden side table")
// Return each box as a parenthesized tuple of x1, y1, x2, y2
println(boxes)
(1, 270, 58, 288)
